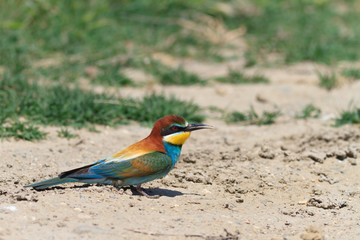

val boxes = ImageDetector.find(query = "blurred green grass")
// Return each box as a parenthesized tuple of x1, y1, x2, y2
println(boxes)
(318, 72, 337, 90)
(130, 58, 206, 85)
(296, 104, 321, 119)
(335, 108, 360, 126)
(0, 73, 205, 140)
(0, 121, 47, 141)
(341, 68, 360, 80)
(0, 0, 219, 72)
(216, 69, 269, 84)
(225, 0, 360, 65)
(1, 0, 360, 139)
(226, 107, 280, 125)
(0, 74, 205, 126)
(3, 0, 359, 74)
(57, 128, 79, 140)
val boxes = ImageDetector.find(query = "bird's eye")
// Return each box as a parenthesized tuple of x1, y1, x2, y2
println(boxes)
(171, 126, 179, 131)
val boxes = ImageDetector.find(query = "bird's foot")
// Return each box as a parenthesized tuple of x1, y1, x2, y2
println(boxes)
(135, 185, 160, 199)
(112, 179, 124, 189)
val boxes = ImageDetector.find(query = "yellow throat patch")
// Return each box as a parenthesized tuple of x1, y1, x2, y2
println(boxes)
(164, 132, 191, 145)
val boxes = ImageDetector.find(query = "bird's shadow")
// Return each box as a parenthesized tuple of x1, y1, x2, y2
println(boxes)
(130, 187, 184, 198)
(35, 184, 184, 198)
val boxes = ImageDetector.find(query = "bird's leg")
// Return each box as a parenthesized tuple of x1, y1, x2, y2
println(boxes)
(112, 179, 123, 190)
(136, 184, 160, 199)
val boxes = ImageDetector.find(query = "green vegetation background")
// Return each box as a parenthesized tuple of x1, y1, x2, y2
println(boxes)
(1, 0, 360, 140)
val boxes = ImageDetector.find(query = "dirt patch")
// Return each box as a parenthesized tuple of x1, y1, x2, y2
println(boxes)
(300, 225, 325, 240)
(1, 62, 360, 239)
(1, 117, 360, 239)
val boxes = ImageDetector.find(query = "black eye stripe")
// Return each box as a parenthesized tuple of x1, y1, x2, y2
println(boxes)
(161, 125, 186, 136)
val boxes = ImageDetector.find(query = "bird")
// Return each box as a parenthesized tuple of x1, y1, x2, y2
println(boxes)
(25, 115, 212, 198)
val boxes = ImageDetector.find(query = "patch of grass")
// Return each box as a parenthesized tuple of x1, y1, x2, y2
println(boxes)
(341, 68, 360, 80)
(158, 66, 205, 85)
(2, 0, 360, 88)
(0, 73, 35, 122)
(334, 108, 360, 127)
(32, 57, 202, 86)
(244, 52, 257, 67)
(30, 61, 135, 86)
(224, 1, 360, 64)
(87, 126, 100, 133)
(130, 59, 206, 85)
(128, 94, 206, 126)
(216, 70, 269, 84)
(0, 121, 47, 141)
(162, 31, 227, 62)
(57, 128, 78, 140)
(318, 72, 337, 91)
(296, 104, 321, 119)
(226, 107, 280, 125)
(207, 106, 225, 114)
(18, 85, 130, 127)
(22, 86, 204, 127)
(31, 61, 84, 83)
(94, 64, 134, 86)
(0, 1, 222, 79)
(0, 73, 205, 137)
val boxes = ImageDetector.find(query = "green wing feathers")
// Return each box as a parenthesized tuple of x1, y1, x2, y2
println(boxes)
(92, 152, 173, 178)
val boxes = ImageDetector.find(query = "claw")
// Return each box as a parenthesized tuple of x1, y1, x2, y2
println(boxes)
(136, 185, 160, 199)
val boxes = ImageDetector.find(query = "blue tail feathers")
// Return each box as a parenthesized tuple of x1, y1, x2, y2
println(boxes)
(25, 177, 77, 190)
(25, 159, 107, 190)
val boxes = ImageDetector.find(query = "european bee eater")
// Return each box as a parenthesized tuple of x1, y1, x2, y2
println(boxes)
(25, 115, 212, 198)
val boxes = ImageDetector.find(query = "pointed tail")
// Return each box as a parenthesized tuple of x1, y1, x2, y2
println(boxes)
(25, 177, 77, 190)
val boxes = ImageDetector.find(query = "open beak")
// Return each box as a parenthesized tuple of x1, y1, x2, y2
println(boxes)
(184, 123, 213, 132)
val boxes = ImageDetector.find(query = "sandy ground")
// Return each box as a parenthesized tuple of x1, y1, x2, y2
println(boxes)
(1, 61, 360, 240)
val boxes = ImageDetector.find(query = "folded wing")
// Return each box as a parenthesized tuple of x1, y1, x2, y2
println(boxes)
(91, 152, 173, 179)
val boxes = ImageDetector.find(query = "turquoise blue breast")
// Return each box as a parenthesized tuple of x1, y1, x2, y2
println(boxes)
(163, 141, 182, 168)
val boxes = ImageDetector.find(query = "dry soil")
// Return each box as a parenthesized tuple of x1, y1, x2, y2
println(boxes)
(1, 60, 360, 240)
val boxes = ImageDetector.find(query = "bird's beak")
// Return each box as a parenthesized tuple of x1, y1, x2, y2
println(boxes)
(184, 123, 213, 132)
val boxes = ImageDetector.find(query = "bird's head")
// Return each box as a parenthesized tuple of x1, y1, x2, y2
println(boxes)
(149, 115, 212, 146)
